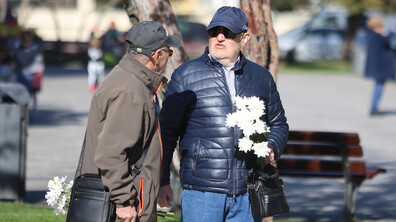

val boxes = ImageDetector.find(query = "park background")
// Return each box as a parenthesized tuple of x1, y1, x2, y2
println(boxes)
(0, 0, 396, 221)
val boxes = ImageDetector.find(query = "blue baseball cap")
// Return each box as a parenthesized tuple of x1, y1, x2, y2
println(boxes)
(207, 6, 248, 33)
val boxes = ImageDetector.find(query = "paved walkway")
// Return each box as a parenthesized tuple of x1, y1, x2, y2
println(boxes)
(24, 67, 396, 221)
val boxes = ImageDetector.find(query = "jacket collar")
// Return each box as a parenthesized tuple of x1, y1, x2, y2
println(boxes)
(119, 52, 167, 95)
(201, 47, 246, 72)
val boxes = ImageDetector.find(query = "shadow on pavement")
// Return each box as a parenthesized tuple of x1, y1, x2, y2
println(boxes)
(29, 108, 88, 126)
(380, 110, 396, 116)
(24, 190, 47, 205)
(44, 65, 87, 77)
(44, 65, 112, 77)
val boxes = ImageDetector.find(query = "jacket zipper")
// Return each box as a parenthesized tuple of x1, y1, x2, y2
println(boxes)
(153, 81, 163, 103)
(155, 117, 163, 164)
(153, 82, 164, 164)
(220, 67, 238, 197)
(138, 178, 144, 217)
(232, 73, 239, 197)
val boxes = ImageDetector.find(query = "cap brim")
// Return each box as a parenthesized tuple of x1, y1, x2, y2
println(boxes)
(207, 21, 243, 34)
(167, 35, 181, 48)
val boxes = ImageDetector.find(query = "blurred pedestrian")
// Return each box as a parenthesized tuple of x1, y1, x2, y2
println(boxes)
(157, 6, 288, 222)
(101, 21, 125, 66)
(79, 21, 180, 222)
(87, 36, 105, 93)
(364, 16, 396, 116)
(9, 30, 45, 111)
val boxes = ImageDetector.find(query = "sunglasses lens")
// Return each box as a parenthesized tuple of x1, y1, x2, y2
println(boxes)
(223, 29, 237, 39)
(208, 28, 219, 37)
(208, 27, 238, 39)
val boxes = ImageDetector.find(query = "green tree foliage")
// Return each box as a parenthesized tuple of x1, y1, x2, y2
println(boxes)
(333, 0, 396, 14)
(270, 0, 310, 12)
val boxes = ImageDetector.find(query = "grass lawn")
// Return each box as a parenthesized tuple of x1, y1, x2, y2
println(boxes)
(279, 60, 352, 74)
(0, 201, 181, 222)
(0, 201, 66, 222)
(0, 201, 308, 222)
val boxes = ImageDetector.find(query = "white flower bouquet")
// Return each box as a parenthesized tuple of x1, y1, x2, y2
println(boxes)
(45, 176, 73, 215)
(226, 96, 271, 159)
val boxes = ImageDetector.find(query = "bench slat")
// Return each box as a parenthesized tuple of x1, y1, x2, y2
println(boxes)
(283, 143, 363, 157)
(277, 159, 367, 176)
(288, 130, 360, 145)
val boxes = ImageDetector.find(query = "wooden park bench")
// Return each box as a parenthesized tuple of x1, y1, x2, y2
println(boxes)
(277, 130, 386, 221)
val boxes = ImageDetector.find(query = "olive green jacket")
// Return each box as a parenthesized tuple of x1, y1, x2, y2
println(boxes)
(81, 52, 165, 221)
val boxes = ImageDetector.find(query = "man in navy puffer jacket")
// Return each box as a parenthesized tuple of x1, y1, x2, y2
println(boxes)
(158, 6, 288, 222)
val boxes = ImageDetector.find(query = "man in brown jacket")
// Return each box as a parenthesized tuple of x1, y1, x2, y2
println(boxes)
(80, 21, 180, 222)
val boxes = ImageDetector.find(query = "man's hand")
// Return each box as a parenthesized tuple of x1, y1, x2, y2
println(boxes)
(265, 144, 275, 165)
(157, 184, 173, 208)
(116, 205, 137, 222)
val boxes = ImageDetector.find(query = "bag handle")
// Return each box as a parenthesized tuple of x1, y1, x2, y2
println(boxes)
(75, 118, 157, 179)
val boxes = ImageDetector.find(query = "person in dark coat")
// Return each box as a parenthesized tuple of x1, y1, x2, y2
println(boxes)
(364, 16, 396, 115)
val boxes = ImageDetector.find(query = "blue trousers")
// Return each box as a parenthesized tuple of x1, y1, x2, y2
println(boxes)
(181, 189, 261, 222)
(370, 80, 385, 112)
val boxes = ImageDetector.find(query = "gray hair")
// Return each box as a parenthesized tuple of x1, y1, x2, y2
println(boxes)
(128, 48, 151, 64)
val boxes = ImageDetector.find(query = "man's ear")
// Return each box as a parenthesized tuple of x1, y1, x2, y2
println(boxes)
(241, 33, 250, 45)
(151, 49, 162, 65)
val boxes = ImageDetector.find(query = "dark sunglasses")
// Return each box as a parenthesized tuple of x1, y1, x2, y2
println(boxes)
(207, 27, 239, 39)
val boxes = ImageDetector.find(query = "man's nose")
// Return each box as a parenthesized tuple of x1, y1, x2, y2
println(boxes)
(217, 32, 226, 41)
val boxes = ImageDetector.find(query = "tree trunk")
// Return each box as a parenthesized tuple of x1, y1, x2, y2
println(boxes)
(122, 0, 188, 80)
(240, 0, 279, 82)
(0, 0, 6, 23)
(242, 4, 279, 222)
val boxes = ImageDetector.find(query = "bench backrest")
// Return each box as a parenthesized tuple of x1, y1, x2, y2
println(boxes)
(278, 130, 367, 181)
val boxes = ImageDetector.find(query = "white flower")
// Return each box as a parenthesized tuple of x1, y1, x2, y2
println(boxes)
(253, 121, 266, 134)
(225, 113, 238, 127)
(252, 141, 271, 158)
(239, 137, 254, 152)
(247, 96, 265, 111)
(226, 96, 271, 158)
(234, 96, 248, 109)
(241, 121, 256, 136)
(45, 175, 73, 215)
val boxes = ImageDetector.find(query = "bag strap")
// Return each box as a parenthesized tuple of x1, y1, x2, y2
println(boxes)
(74, 131, 87, 179)
(75, 118, 158, 180)
(130, 120, 157, 180)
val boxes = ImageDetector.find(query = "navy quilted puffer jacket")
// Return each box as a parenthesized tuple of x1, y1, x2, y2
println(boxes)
(160, 48, 288, 196)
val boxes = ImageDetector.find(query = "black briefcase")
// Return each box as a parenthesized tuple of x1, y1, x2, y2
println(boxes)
(66, 173, 116, 222)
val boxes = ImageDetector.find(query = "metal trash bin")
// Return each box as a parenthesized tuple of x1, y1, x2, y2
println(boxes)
(0, 82, 29, 202)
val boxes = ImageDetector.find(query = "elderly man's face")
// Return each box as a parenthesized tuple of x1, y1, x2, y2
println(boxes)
(208, 26, 249, 67)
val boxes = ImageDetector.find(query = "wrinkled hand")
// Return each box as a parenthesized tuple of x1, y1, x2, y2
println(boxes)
(157, 184, 173, 208)
(265, 144, 275, 165)
(116, 205, 137, 222)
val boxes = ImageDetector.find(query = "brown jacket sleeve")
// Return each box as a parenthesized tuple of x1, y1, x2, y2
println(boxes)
(94, 90, 144, 207)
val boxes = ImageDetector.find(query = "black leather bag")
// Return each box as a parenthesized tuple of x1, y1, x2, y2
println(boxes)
(66, 129, 152, 222)
(246, 165, 290, 218)
(66, 173, 116, 222)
